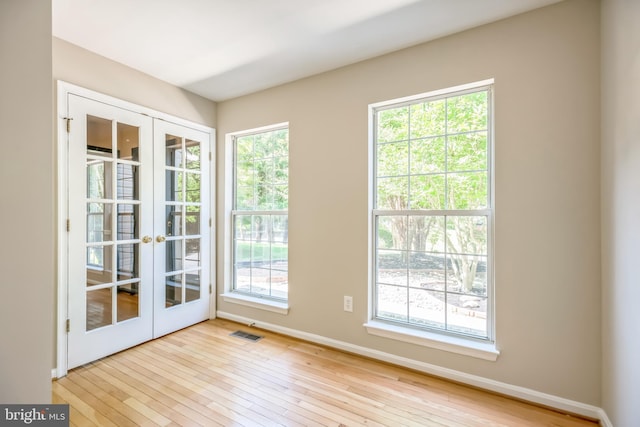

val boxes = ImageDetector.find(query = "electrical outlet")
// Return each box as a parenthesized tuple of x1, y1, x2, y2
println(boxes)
(343, 296, 353, 312)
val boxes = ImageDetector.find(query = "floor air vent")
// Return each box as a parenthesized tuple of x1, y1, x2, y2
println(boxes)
(230, 330, 263, 342)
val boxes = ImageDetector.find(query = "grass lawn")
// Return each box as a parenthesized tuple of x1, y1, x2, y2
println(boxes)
(235, 241, 288, 262)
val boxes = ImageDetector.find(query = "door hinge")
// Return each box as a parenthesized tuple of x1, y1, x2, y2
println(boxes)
(66, 219, 70, 232)
(64, 117, 73, 133)
(209, 218, 212, 227)
(66, 319, 70, 333)
(209, 284, 212, 294)
(209, 152, 212, 161)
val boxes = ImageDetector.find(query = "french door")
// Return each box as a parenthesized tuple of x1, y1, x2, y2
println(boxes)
(66, 93, 211, 369)
(152, 120, 211, 337)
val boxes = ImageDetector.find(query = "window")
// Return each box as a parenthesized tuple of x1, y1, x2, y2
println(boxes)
(372, 81, 493, 342)
(231, 125, 289, 301)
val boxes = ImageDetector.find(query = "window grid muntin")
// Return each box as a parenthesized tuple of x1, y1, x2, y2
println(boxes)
(373, 85, 492, 341)
(232, 126, 289, 301)
(164, 136, 204, 306)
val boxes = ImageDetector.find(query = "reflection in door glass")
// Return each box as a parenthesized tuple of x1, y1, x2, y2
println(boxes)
(165, 273, 183, 307)
(87, 203, 112, 243)
(117, 122, 139, 161)
(86, 245, 112, 286)
(166, 134, 183, 167)
(87, 160, 113, 199)
(185, 172, 201, 203)
(165, 205, 182, 236)
(166, 170, 183, 202)
(185, 239, 201, 270)
(117, 164, 138, 200)
(185, 205, 200, 235)
(185, 270, 200, 303)
(117, 283, 139, 322)
(117, 243, 139, 280)
(87, 115, 112, 157)
(186, 140, 200, 169)
(86, 287, 112, 331)
(117, 204, 138, 240)
(166, 240, 183, 272)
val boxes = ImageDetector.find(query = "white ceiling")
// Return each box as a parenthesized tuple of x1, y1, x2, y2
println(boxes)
(53, 0, 562, 101)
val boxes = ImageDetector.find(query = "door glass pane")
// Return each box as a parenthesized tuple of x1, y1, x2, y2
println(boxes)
(185, 239, 201, 270)
(166, 134, 183, 167)
(87, 287, 112, 331)
(117, 243, 138, 280)
(117, 284, 139, 322)
(87, 115, 112, 157)
(185, 172, 200, 203)
(86, 245, 112, 286)
(185, 140, 200, 170)
(117, 204, 138, 240)
(166, 240, 183, 272)
(165, 205, 182, 237)
(185, 206, 200, 236)
(117, 164, 138, 200)
(87, 203, 112, 243)
(166, 273, 182, 307)
(185, 270, 200, 303)
(87, 160, 113, 199)
(117, 123, 139, 161)
(166, 170, 183, 202)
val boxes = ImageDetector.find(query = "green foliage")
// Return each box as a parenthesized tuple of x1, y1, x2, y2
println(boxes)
(410, 99, 445, 138)
(375, 89, 490, 295)
(376, 91, 488, 211)
(235, 241, 288, 263)
(377, 107, 408, 142)
(410, 137, 445, 174)
(446, 92, 487, 133)
(377, 227, 394, 249)
(235, 129, 289, 210)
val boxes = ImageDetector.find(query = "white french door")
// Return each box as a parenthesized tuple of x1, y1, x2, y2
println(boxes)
(152, 120, 210, 337)
(65, 92, 211, 370)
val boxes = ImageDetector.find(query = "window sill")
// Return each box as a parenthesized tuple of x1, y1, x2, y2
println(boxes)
(222, 292, 289, 315)
(363, 320, 499, 361)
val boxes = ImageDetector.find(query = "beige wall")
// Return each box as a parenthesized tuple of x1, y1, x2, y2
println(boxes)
(0, 0, 54, 403)
(601, 0, 640, 424)
(217, 0, 601, 405)
(53, 38, 216, 128)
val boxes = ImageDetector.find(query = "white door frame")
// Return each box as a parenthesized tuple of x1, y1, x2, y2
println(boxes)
(56, 81, 216, 378)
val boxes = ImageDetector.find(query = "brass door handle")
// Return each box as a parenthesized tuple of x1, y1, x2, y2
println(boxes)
(142, 235, 152, 244)
(156, 235, 166, 243)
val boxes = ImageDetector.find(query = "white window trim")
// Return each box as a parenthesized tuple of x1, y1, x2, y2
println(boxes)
(367, 79, 497, 358)
(223, 122, 290, 311)
(364, 320, 499, 361)
(221, 292, 289, 315)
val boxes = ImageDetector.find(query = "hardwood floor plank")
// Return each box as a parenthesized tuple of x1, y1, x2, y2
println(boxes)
(53, 389, 96, 427)
(83, 363, 202, 427)
(100, 356, 231, 426)
(53, 319, 599, 427)
(64, 368, 153, 427)
(53, 380, 120, 427)
(90, 359, 214, 427)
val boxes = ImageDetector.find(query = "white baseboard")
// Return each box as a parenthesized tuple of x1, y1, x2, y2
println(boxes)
(597, 409, 613, 427)
(51, 368, 57, 379)
(217, 311, 605, 423)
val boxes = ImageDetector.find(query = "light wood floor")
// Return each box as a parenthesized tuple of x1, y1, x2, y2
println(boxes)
(53, 319, 598, 427)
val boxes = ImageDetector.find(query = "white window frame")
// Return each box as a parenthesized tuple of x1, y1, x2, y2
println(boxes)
(365, 80, 499, 361)
(222, 123, 290, 314)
